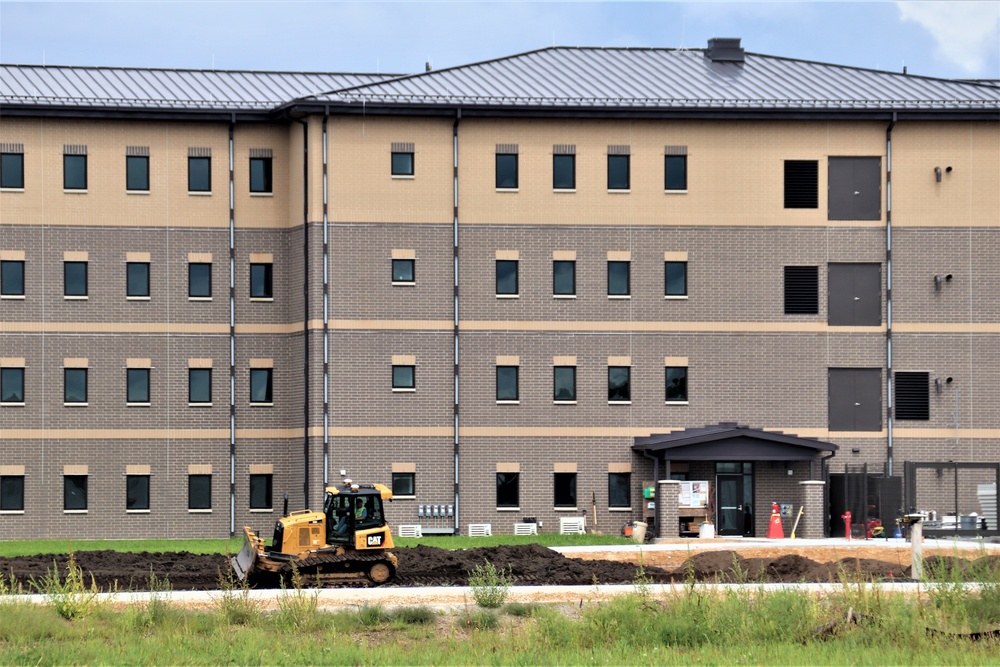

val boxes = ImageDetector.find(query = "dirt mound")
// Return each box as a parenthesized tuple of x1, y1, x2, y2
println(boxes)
(0, 551, 227, 591)
(681, 550, 746, 579)
(805, 557, 909, 583)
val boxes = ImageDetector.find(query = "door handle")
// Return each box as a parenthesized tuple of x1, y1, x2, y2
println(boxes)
(854, 296, 861, 300)
(855, 402, 861, 406)
(854, 191, 861, 196)
(737, 504, 742, 511)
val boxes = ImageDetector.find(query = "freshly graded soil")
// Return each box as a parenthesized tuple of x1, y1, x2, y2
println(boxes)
(0, 545, 989, 592)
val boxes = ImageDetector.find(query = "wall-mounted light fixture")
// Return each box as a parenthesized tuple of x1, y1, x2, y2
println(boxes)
(934, 166, 954, 183)
(935, 376, 954, 394)
(934, 273, 953, 291)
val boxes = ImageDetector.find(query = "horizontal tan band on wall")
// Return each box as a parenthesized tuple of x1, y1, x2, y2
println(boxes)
(608, 462, 632, 473)
(496, 355, 520, 366)
(4, 429, 230, 439)
(63, 358, 89, 368)
(554, 462, 577, 473)
(235, 323, 306, 334)
(126, 252, 151, 262)
(553, 356, 577, 366)
(188, 464, 213, 475)
(188, 358, 213, 368)
(63, 251, 89, 261)
(126, 358, 151, 368)
(495, 250, 520, 260)
(608, 356, 631, 366)
(249, 464, 273, 474)
(327, 320, 452, 331)
(552, 250, 577, 261)
(248, 253, 273, 264)
(0, 322, 231, 334)
(392, 355, 416, 365)
(607, 251, 631, 261)
(664, 251, 689, 261)
(0, 357, 26, 367)
(235, 429, 304, 439)
(496, 462, 520, 473)
(0, 250, 25, 261)
(0, 465, 25, 476)
(459, 321, 889, 334)
(249, 358, 273, 368)
(392, 462, 416, 473)
(325, 427, 453, 437)
(188, 252, 213, 263)
(126, 465, 151, 475)
(64, 465, 88, 475)
(391, 249, 416, 259)
(893, 323, 999, 334)
(664, 357, 689, 366)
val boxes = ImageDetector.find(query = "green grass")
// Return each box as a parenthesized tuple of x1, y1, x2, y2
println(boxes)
(0, 533, 629, 558)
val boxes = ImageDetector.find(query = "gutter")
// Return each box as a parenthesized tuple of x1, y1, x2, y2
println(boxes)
(452, 108, 461, 532)
(885, 112, 897, 478)
(641, 449, 660, 538)
(322, 108, 330, 487)
(228, 118, 237, 537)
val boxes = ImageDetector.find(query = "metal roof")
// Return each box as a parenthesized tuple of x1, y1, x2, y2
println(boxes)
(633, 422, 837, 462)
(309, 47, 1000, 111)
(0, 64, 399, 111)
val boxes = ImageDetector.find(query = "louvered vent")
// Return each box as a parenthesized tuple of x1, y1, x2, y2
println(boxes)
(784, 266, 819, 314)
(895, 372, 929, 420)
(784, 160, 818, 208)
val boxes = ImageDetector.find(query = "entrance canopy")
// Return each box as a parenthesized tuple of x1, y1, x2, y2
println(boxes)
(633, 422, 838, 461)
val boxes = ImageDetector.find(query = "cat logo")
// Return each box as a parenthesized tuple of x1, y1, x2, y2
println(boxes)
(366, 533, 384, 547)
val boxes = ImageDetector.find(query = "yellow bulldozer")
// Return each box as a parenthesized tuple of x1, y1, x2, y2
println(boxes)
(232, 479, 397, 586)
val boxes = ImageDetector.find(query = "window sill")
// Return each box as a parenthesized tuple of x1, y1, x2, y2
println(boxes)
(249, 402, 274, 407)
(188, 509, 213, 513)
(664, 295, 689, 300)
(608, 295, 631, 300)
(391, 174, 415, 180)
(250, 508, 274, 513)
(126, 190, 151, 195)
(552, 294, 576, 299)
(188, 402, 213, 407)
(0, 510, 25, 515)
(249, 192, 274, 197)
(665, 401, 689, 406)
(391, 281, 416, 287)
(126, 509, 151, 514)
(64, 509, 88, 514)
(64, 295, 89, 300)
(554, 507, 579, 512)
(0, 187, 25, 193)
(495, 294, 520, 299)
(609, 401, 632, 405)
(64, 189, 88, 194)
(64, 402, 89, 407)
(554, 400, 577, 405)
(0, 294, 26, 299)
(126, 296, 151, 301)
(188, 191, 212, 196)
(495, 188, 519, 193)
(392, 388, 416, 393)
(553, 188, 576, 193)
(496, 507, 520, 512)
(393, 495, 416, 500)
(189, 296, 213, 301)
(1, 403, 25, 407)
(664, 189, 689, 195)
(608, 189, 631, 194)
(127, 403, 151, 407)
(609, 507, 633, 512)
(249, 297, 274, 302)
(496, 400, 520, 405)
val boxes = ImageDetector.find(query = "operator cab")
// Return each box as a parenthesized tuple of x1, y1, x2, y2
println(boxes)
(323, 485, 388, 544)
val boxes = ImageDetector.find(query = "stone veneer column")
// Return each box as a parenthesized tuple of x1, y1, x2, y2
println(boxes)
(798, 481, 826, 539)
(657, 480, 682, 540)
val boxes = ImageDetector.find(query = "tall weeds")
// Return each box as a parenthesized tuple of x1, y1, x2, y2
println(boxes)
(30, 551, 101, 620)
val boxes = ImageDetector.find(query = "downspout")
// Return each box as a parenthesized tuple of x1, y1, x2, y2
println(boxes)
(885, 112, 896, 478)
(820, 450, 836, 537)
(322, 108, 330, 487)
(453, 109, 461, 532)
(228, 117, 236, 536)
(641, 449, 660, 537)
(290, 115, 310, 507)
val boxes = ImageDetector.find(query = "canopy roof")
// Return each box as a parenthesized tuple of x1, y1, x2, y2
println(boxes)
(633, 422, 838, 461)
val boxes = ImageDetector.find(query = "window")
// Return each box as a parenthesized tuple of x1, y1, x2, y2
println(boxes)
(554, 366, 576, 402)
(553, 154, 575, 189)
(608, 366, 631, 403)
(392, 472, 415, 497)
(126, 475, 150, 511)
(1, 260, 25, 296)
(64, 368, 88, 404)
(250, 263, 273, 298)
(250, 368, 273, 404)
(664, 155, 687, 191)
(784, 266, 818, 314)
(64, 155, 87, 190)
(495, 153, 518, 189)
(665, 261, 687, 297)
(496, 366, 519, 402)
(249, 474, 272, 510)
(392, 365, 415, 390)
(392, 259, 414, 283)
(64, 475, 87, 511)
(1, 152, 24, 189)
(609, 472, 631, 508)
(189, 368, 212, 404)
(553, 260, 575, 296)
(391, 151, 414, 176)
(249, 157, 272, 193)
(608, 261, 630, 296)
(189, 263, 211, 298)
(127, 262, 150, 297)
(554, 472, 577, 508)
(1, 367, 24, 404)
(0, 475, 24, 511)
(188, 475, 212, 510)
(829, 263, 881, 326)
(496, 472, 519, 508)
(784, 160, 818, 209)
(127, 368, 150, 404)
(829, 368, 881, 431)
(188, 156, 211, 192)
(608, 154, 630, 190)
(828, 157, 880, 221)
(126, 155, 149, 191)
(895, 372, 930, 421)
(64, 261, 88, 297)
(496, 260, 518, 296)
(665, 367, 688, 402)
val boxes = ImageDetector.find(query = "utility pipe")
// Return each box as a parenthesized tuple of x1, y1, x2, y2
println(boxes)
(885, 112, 897, 478)
(228, 118, 236, 537)
(452, 109, 461, 531)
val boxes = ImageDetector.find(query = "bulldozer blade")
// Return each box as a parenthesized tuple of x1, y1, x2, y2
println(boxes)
(231, 535, 257, 581)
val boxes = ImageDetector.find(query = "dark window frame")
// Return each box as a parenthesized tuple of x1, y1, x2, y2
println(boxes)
(664, 155, 687, 191)
(609, 472, 631, 508)
(63, 154, 88, 190)
(188, 474, 212, 510)
(665, 366, 689, 402)
(608, 261, 631, 296)
(249, 473, 273, 510)
(496, 259, 519, 296)
(127, 368, 151, 404)
(1, 260, 25, 296)
(553, 154, 576, 190)
(188, 368, 212, 404)
(554, 472, 577, 508)
(496, 471, 519, 508)
(249, 368, 274, 404)
(553, 260, 576, 296)
(187, 156, 212, 193)
(0, 367, 25, 404)
(126, 155, 150, 192)
(553, 366, 577, 402)
(64, 475, 88, 511)
(249, 263, 273, 299)
(608, 154, 630, 190)
(0, 475, 25, 511)
(608, 366, 631, 403)
(664, 261, 688, 297)
(64, 261, 88, 297)
(249, 157, 273, 193)
(1, 152, 25, 189)
(496, 366, 519, 402)
(495, 153, 518, 189)
(391, 472, 415, 497)
(392, 258, 415, 283)
(126, 475, 150, 511)
(391, 151, 414, 176)
(188, 262, 212, 298)
(126, 261, 150, 298)
(392, 365, 416, 390)
(64, 367, 88, 404)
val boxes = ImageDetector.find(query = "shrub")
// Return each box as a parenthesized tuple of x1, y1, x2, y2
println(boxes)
(460, 608, 500, 631)
(356, 602, 389, 627)
(468, 559, 514, 608)
(30, 551, 101, 620)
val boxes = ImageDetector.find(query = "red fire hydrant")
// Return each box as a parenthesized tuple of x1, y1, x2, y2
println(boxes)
(842, 510, 852, 540)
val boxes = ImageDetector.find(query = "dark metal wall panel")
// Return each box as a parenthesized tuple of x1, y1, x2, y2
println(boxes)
(829, 157, 881, 221)
(828, 368, 857, 430)
(829, 263, 881, 325)
(829, 368, 882, 431)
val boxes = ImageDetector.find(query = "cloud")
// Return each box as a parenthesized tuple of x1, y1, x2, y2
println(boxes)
(896, 1, 1000, 74)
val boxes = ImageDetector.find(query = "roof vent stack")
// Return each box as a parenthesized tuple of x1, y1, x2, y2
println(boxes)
(706, 38, 745, 63)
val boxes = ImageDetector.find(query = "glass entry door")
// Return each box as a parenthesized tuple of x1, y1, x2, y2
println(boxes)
(716, 474, 744, 536)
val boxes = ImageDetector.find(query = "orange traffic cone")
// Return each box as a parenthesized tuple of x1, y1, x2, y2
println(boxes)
(767, 502, 785, 539)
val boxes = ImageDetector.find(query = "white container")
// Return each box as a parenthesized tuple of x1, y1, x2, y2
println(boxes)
(699, 522, 715, 539)
(632, 521, 647, 543)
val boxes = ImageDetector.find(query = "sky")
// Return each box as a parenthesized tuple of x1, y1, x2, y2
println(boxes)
(1, 1, 998, 80)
